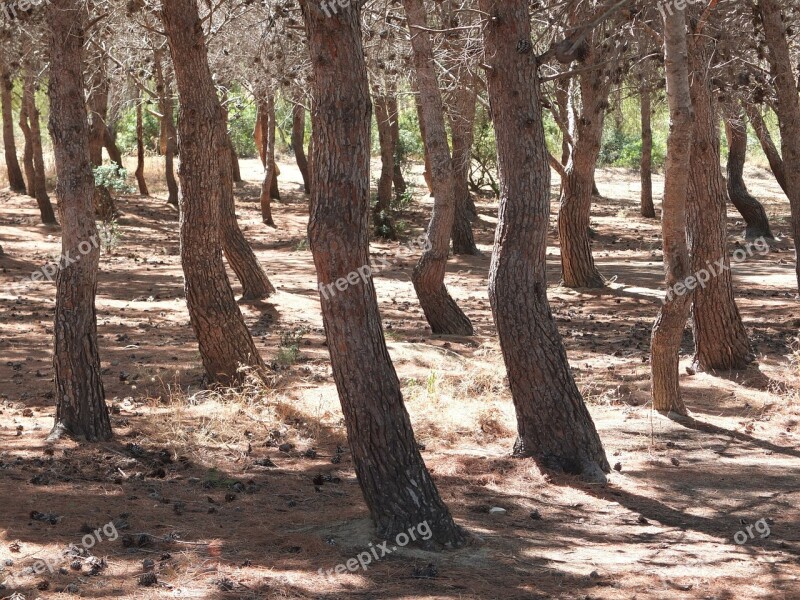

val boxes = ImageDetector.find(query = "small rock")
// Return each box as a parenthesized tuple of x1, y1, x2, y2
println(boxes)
(411, 563, 438, 579)
(613, 462, 622, 472)
(489, 507, 507, 515)
(529, 510, 542, 520)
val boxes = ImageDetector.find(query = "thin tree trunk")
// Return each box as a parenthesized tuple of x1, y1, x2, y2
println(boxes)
(300, 0, 466, 547)
(412, 82, 434, 195)
(1, 56, 26, 193)
(479, 0, 609, 481)
(651, 5, 693, 415)
(724, 115, 773, 239)
(86, 57, 116, 221)
(449, 86, 479, 255)
(403, 0, 473, 335)
(373, 90, 396, 239)
(18, 94, 35, 198)
(257, 96, 278, 226)
(23, 67, 56, 225)
(758, 0, 800, 289)
(162, 0, 266, 385)
(743, 102, 787, 195)
(687, 42, 752, 371)
(135, 97, 149, 195)
(291, 102, 310, 193)
(47, 0, 111, 442)
(154, 48, 179, 207)
(640, 80, 656, 219)
(388, 93, 406, 196)
(103, 125, 124, 168)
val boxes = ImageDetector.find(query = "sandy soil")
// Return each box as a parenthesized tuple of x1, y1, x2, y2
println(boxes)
(0, 157, 798, 599)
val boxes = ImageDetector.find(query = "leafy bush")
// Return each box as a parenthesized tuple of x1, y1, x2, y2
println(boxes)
(93, 164, 134, 193)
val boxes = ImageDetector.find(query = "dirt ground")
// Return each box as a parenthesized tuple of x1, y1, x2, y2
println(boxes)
(0, 157, 798, 600)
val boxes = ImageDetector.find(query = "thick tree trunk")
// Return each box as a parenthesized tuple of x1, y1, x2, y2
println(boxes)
(724, 116, 774, 239)
(291, 103, 310, 193)
(162, 0, 266, 385)
(758, 0, 800, 289)
(47, 0, 111, 442)
(135, 98, 149, 195)
(744, 102, 787, 195)
(154, 49, 179, 207)
(23, 68, 56, 225)
(299, 0, 466, 548)
(651, 6, 693, 415)
(479, 0, 609, 482)
(403, 0, 473, 336)
(640, 80, 656, 219)
(1, 57, 26, 193)
(687, 43, 752, 371)
(388, 94, 406, 197)
(373, 91, 396, 239)
(449, 86, 479, 255)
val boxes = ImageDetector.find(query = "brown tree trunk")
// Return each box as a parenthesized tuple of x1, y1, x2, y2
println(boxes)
(162, 0, 266, 385)
(557, 32, 609, 289)
(651, 5, 693, 415)
(47, 0, 111, 442)
(479, 0, 609, 481)
(103, 125, 124, 168)
(449, 86, 479, 255)
(219, 89, 243, 185)
(373, 90, 396, 239)
(135, 97, 149, 195)
(22, 67, 56, 225)
(18, 93, 35, 198)
(291, 102, 310, 193)
(724, 115, 774, 239)
(299, 0, 466, 547)
(85, 57, 117, 221)
(403, 0, 473, 335)
(687, 42, 752, 371)
(413, 82, 434, 195)
(257, 96, 278, 226)
(758, 0, 800, 289)
(743, 102, 787, 195)
(388, 94, 406, 196)
(154, 48, 179, 207)
(0, 56, 26, 193)
(640, 80, 656, 219)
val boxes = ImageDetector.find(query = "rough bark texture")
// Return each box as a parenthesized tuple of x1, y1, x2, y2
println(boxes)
(687, 42, 752, 371)
(403, 0, 473, 336)
(373, 91, 396, 239)
(651, 6, 693, 415)
(154, 48, 179, 207)
(724, 116, 774, 239)
(1, 56, 26, 193)
(449, 86, 479, 255)
(18, 87, 35, 198)
(388, 94, 407, 197)
(300, 0, 466, 548)
(291, 103, 310, 193)
(479, 0, 609, 482)
(758, 0, 800, 289)
(86, 57, 117, 222)
(47, 0, 111, 442)
(135, 98, 149, 195)
(162, 0, 266, 385)
(257, 96, 278, 226)
(744, 102, 787, 195)
(22, 67, 56, 225)
(640, 80, 656, 219)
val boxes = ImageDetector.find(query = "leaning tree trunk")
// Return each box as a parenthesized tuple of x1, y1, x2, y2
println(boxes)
(687, 42, 752, 371)
(557, 40, 609, 289)
(0, 56, 26, 193)
(724, 115, 773, 239)
(403, 0, 473, 335)
(291, 102, 310, 193)
(162, 0, 266, 385)
(299, 0, 466, 548)
(640, 79, 656, 219)
(449, 85, 479, 255)
(758, 0, 800, 290)
(743, 102, 787, 195)
(47, 0, 111, 442)
(154, 48, 179, 207)
(651, 5, 693, 415)
(134, 97, 149, 195)
(479, 0, 609, 482)
(23, 68, 57, 225)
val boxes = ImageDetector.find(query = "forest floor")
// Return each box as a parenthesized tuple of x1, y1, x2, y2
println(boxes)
(0, 157, 799, 600)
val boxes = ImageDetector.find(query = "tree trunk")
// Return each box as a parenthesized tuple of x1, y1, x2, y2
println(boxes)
(758, 0, 800, 290)
(103, 125, 124, 168)
(388, 94, 406, 197)
(403, 0, 473, 335)
(299, 0, 466, 548)
(291, 102, 310, 193)
(135, 97, 149, 195)
(687, 42, 752, 371)
(47, 0, 111, 442)
(373, 91, 396, 238)
(449, 86, 479, 255)
(257, 96, 278, 226)
(743, 102, 787, 195)
(413, 82, 434, 195)
(640, 80, 656, 219)
(18, 92, 35, 198)
(651, 5, 693, 415)
(154, 48, 179, 207)
(162, 0, 266, 385)
(0, 56, 26, 193)
(85, 57, 117, 221)
(479, 0, 609, 482)
(724, 115, 773, 239)
(23, 67, 57, 225)
(557, 34, 609, 289)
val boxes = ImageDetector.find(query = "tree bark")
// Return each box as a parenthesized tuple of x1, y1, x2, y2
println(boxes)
(403, 0, 473, 336)
(743, 102, 787, 195)
(640, 80, 656, 219)
(651, 5, 693, 415)
(162, 0, 266, 385)
(291, 102, 310, 193)
(687, 41, 752, 371)
(135, 96, 149, 195)
(373, 90, 396, 239)
(757, 0, 800, 289)
(479, 0, 609, 481)
(22, 66, 56, 225)
(18, 90, 35, 198)
(0, 56, 26, 193)
(388, 93, 406, 196)
(299, 0, 466, 547)
(47, 0, 111, 442)
(257, 95, 278, 226)
(154, 48, 179, 207)
(449, 86, 479, 255)
(724, 115, 774, 239)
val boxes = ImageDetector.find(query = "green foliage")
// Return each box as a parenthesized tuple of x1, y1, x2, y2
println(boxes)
(469, 104, 498, 195)
(227, 94, 258, 158)
(277, 328, 307, 366)
(396, 105, 424, 164)
(115, 102, 161, 154)
(94, 164, 134, 193)
(98, 218, 123, 254)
